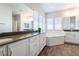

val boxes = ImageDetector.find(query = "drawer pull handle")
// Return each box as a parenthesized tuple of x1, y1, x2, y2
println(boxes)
(8, 47, 12, 56)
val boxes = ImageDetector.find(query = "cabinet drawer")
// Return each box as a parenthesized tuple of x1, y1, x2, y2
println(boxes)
(9, 39, 29, 56)
(10, 39, 27, 47)
(30, 36, 39, 43)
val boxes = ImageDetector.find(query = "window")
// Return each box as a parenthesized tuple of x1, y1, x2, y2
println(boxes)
(47, 18, 53, 30)
(47, 17, 62, 30)
(54, 17, 62, 30)
(33, 11, 39, 30)
(42, 17, 45, 32)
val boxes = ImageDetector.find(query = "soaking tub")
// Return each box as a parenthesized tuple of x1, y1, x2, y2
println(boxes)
(45, 31, 65, 46)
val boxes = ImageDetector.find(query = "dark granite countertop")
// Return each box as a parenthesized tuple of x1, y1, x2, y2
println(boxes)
(0, 32, 39, 46)
(64, 30, 79, 32)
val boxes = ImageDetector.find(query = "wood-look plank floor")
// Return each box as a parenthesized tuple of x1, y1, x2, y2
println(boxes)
(39, 44, 79, 56)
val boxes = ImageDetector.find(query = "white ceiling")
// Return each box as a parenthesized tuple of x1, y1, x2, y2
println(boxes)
(26, 3, 79, 13)
(40, 3, 79, 13)
(6, 3, 79, 14)
(7, 3, 33, 15)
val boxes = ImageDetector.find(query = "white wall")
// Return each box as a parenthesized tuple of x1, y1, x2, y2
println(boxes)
(0, 4, 12, 33)
(47, 8, 79, 18)
(0, 3, 33, 33)
(25, 3, 45, 16)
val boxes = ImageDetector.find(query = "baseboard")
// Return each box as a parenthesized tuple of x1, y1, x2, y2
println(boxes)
(38, 45, 47, 56)
(64, 42, 79, 46)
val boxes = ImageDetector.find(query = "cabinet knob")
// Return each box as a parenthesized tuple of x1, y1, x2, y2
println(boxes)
(2, 49, 5, 56)
(2, 47, 7, 56)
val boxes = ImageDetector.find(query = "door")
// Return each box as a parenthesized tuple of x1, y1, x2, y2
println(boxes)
(39, 33, 46, 52)
(30, 35, 39, 56)
(0, 46, 8, 56)
(8, 39, 29, 56)
(74, 32, 79, 43)
(65, 32, 75, 43)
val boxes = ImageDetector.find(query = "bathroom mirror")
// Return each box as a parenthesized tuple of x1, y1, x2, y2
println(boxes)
(63, 16, 76, 30)
(0, 3, 33, 34)
(70, 16, 75, 30)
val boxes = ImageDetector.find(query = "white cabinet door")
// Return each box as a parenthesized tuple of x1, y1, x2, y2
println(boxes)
(43, 37, 46, 47)
(39, 34, 44, 51)
(9, 39, 29, 56)
(65, 32, 79, 43)
(30, 35, 39, 56)
(65, 32, 75, 43)
(39, 33, 46, 52)
(0, 46, 7, 56)
(74, 32, 79, 43)
(0, 47, 3, 56)
(0, 46, 5, 56)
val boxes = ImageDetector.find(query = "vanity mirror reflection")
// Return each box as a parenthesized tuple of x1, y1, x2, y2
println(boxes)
(0, 3, 34, 34)
(12, 14, 33, 32)
(0, 3, 46, 35)
(63, 16, 76, 31)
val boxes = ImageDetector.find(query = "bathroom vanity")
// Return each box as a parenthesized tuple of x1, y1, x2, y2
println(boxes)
(0, 32, 46, 56)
